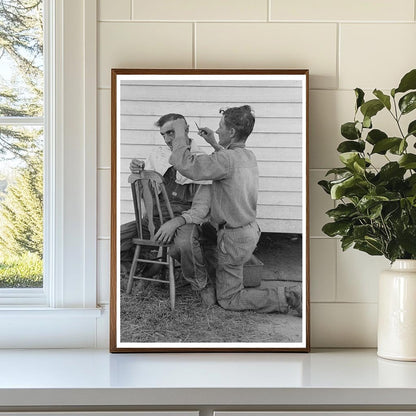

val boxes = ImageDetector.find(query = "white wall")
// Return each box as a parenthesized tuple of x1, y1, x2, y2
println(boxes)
(119, 79, 303, 233)
(96, 0, 416, 347)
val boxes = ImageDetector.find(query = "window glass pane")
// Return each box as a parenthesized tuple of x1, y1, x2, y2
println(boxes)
(0, 0, 44, 290)
(0, 0, 44, 117)
(0, 126, 43, 288)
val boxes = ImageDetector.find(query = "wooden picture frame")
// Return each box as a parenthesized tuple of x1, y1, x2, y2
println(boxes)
(110, 69, 310, 352)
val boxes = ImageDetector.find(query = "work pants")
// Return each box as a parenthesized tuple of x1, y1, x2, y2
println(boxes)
(216, 222, 288, 313)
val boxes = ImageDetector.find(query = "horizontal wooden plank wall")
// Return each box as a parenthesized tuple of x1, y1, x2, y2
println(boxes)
(119, 79, 303, 233)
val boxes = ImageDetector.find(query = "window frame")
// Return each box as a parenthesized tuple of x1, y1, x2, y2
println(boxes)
(0, 0, 100, 348)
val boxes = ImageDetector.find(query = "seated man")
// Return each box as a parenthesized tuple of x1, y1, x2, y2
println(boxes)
(121, 113, 214, 302)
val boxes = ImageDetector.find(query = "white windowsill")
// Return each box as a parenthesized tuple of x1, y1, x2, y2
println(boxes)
(0, 307, 102, 316)
(0, 349, 415, 410)
(0, 307, 105, 349)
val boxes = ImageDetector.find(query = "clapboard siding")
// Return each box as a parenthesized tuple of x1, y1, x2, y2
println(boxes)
(121, 84, 302, 102)
(120, 187, 302, 206)
(121, 130, 303, 148)
(121, 101, 302, 118)
(120, 174, 301, 193)
(121, 115, 302, 133)
(121, 80, 302, 87)
(119, 79, 304, 233)
(121, 148, 301, 164)
(120, 200, 301, 220)
(121, 158, 301, 176)
(119, 212, 301, 235)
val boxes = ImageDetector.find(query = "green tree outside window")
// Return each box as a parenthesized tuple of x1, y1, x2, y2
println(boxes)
(0, 0, 44, 288)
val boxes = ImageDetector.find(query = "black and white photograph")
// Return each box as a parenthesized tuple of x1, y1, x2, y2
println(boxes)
(110, 69, 309, 352)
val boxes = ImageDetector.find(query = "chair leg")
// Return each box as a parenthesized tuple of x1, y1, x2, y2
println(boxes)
(168, 255, 175, 310)
(127, 245, 141, 294)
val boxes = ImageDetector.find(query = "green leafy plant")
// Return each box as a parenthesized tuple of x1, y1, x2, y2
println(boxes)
(319, 69, 416, 262)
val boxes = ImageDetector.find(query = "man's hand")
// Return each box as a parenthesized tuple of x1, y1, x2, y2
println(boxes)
(197, 127, 222, 151)
(154, 217, 185, 244)
(130, 159, 145, 173)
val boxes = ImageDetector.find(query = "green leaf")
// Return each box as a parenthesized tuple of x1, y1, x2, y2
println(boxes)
(377, 162, 406, 182)
(357, 195, 389, 211)
(318, 180, 331, 194)
(399, 92, 416, 115)
(326, 203, 356, 220)
(339, 152, 360, 167)
(369, 203, 383, 220)
(386, 240, 403, 263)
(395, 69, 416, 94)
(330, 176, 358, 199)
(407, 120, 416, 138)
(389, 138, 408, 155)
(373, 89, 391, 110)
(352, 224, 374, 240)
(363, 116, 372, 129)
(371, 137, 402, 154)
(341, 235, 355, 251)
(353, 158, 366, 174)
(398, 227, 416, 255)
(354, 241, 383, 256)
(360, 99, 384, 119)
(366, 129, 387, 145)
(355, 88, 365, 110)
(325, 167, 351, 176)
(399, 154, 416, 169)
(399, 139, 407, 154)
(322, 221, 351, 237)
(338, 153, 371, 178)
(337, 140, 365, 153)
(341, 122, 361, 140)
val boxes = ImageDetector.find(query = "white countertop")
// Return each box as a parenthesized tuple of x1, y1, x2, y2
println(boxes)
(0, 348, 416, 407)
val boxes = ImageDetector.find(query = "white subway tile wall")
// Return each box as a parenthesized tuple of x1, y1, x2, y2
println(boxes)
(99, 0, 131, 20)
(270, 0, 414, 22)
(132, 0, 269, 21)
(196, 23, 338, 89)
(97, 0, 416, 347)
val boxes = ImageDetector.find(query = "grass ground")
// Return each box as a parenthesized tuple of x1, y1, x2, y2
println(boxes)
(120, 281, 302, 344)
(0, 252, 43, 288)
(120, 233, 303, 344)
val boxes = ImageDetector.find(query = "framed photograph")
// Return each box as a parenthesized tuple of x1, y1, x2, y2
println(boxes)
(110, 69, 310, 352)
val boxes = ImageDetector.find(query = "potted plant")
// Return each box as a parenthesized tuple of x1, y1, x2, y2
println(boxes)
(319, 68, 416, 361)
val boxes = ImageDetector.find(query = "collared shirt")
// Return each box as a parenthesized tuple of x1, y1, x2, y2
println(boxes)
(145, 139, 211, 186)
(169, 142, 258, 228)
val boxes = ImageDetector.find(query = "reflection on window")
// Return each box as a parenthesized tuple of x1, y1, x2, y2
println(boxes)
(0, 0, 44, 288)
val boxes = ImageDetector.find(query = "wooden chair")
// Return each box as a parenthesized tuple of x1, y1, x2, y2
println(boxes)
(126, 170, 176, 310)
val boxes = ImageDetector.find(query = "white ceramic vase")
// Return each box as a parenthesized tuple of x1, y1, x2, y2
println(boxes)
(378, 259, 416, 361)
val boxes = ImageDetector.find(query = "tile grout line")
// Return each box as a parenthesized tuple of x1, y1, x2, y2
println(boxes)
(267, 0, 271, 22)
(193, 22, 197, 69)
(130, 0, 133, 20)
(336, 22, 340, 90)
(98, 19, 415, 24)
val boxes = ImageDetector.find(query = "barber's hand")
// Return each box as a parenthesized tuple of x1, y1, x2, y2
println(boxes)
(154, 217, 184, 244)
(198, 127, 219, 149)
(130, 159, 145, 173)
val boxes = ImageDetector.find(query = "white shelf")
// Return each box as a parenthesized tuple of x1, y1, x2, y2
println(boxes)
(0, 349, 415, 409)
